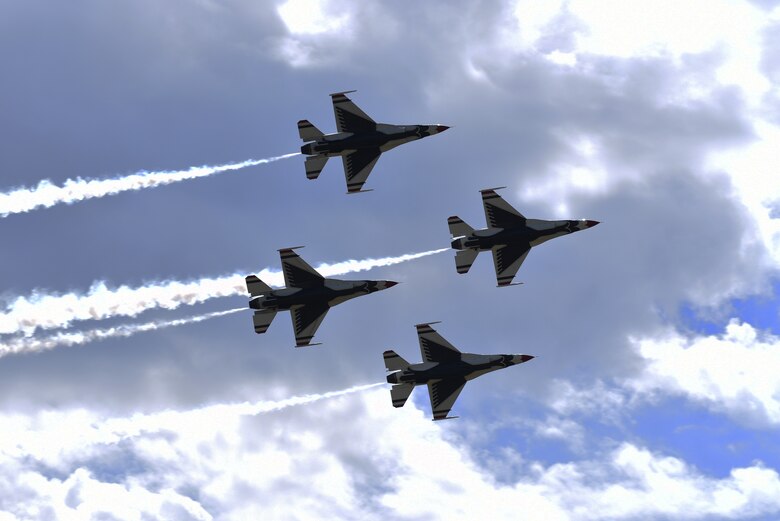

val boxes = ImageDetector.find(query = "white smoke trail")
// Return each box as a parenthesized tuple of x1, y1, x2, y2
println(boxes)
(0, 153, 299, 218)
(0, 308, 244, 358)
(0, 383, 385, 457)
(0, 248, 448, 336)
(107, 382, 385, 440)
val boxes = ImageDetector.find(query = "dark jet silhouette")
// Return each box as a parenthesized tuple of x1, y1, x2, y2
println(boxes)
(298, 90, 449, 193)
(246, 247, 397, 347)
(448, 187, 599, 287)
(384, 322, 534, 421)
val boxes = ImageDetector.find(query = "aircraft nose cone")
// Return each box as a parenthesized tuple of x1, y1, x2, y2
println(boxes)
(384, 281, 399, 288)
(513, 354, 535, 364)
(585, 220, 600, 228)
(436, 125, 450, 133)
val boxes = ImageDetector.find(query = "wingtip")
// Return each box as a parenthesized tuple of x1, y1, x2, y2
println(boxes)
(330, 89, 357, 97)
(415, 321, 442, 328)
(346, 188, 374, 194)
(278, 245, 306, 252)
(295, 342, 323, 348)
(497, 282, 524, 288)
(480, 186, 507, 193)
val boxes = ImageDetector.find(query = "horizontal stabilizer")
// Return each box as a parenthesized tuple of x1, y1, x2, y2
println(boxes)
(252, 310, 276, 334)
(454, 249, 479, 275)
(298, 119, 324, 142)
(390, 383, 415, 408)
(305, 155, 329, 180)
(447, 215, 474, 238)
(246, 275, 272, 296)
(383, 350, 410, 372)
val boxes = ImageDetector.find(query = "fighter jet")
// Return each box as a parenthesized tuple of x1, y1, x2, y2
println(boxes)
(245, 247, 397, 347)
(298, 90, 449, 193)
(448, 187, 599, 287)
(384, 322, 535, 421)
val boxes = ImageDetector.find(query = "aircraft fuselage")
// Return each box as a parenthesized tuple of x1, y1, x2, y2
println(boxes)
(249, 279, 393, 312)
(301, 124, 443, 157)
(451, 219, 594, 251)
(387, 353, 533, 385)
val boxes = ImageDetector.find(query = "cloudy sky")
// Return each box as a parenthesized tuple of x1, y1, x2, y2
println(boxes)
(1, 0, 780, 519)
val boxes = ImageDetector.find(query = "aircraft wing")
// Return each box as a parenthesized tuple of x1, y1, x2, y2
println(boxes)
(331, 91, 376, 133)
(481, 188, 526, 228)
(491, 243, 530, 287)
(342, 148, 381, 193)
(291, 304, 330, 347)
(279, 248, 325, 289)
(416, 323, 461, 363)
(428, 378, 466, 421)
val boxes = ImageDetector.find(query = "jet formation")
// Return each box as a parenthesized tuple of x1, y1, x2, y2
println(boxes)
(448, 187, 599, 287)
(384, 322, 534, 421)
(298, 90, 449, 193)
(239, 94, 601, 421)
(245, 247, 397, 347)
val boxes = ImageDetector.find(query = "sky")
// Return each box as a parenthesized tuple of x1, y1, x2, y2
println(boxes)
(1, 0, 779, 519)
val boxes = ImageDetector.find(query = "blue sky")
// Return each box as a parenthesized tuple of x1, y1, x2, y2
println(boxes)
(1, 1, 779, 519)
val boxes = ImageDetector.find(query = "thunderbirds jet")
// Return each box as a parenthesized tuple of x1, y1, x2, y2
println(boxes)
(298, 90, 449, 193)
(384, 322, 535, 421)
(245, 247, 397, 347)
(448, 188, 599, 287)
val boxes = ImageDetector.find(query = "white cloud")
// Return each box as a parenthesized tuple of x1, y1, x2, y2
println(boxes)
(627, 320, 780, 426)
(275, 0, 358, 67)
(277, 0, 350, 36)
(0, 387, 778, 520)
(547, 318, 780, 429)
(508, 0, 775, 110)
(707, 119, 780, 268)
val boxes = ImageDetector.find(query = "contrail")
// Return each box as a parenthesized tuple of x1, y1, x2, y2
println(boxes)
(0, 153, 299, 218)
(0, 308, 245, 358)
(0, 248, 448, 336)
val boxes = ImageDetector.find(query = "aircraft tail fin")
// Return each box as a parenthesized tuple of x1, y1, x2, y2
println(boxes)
(383, 349, 411, 372)
(447, 215, 474, 238)
(305, 155, 329, 180)
(390, 383, 415, 408)
(298, 119, 324, 142)
(245, 275, 272, 296)
(454, 249, 479, 274)
(252, 310, 276, 334)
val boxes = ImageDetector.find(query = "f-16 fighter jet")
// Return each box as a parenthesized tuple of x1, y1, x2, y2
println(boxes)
(384, 322, 535, 421)
(245, 247, 397, 347)
(448, 188, 599, 287)
(298, 90, 449, 193)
